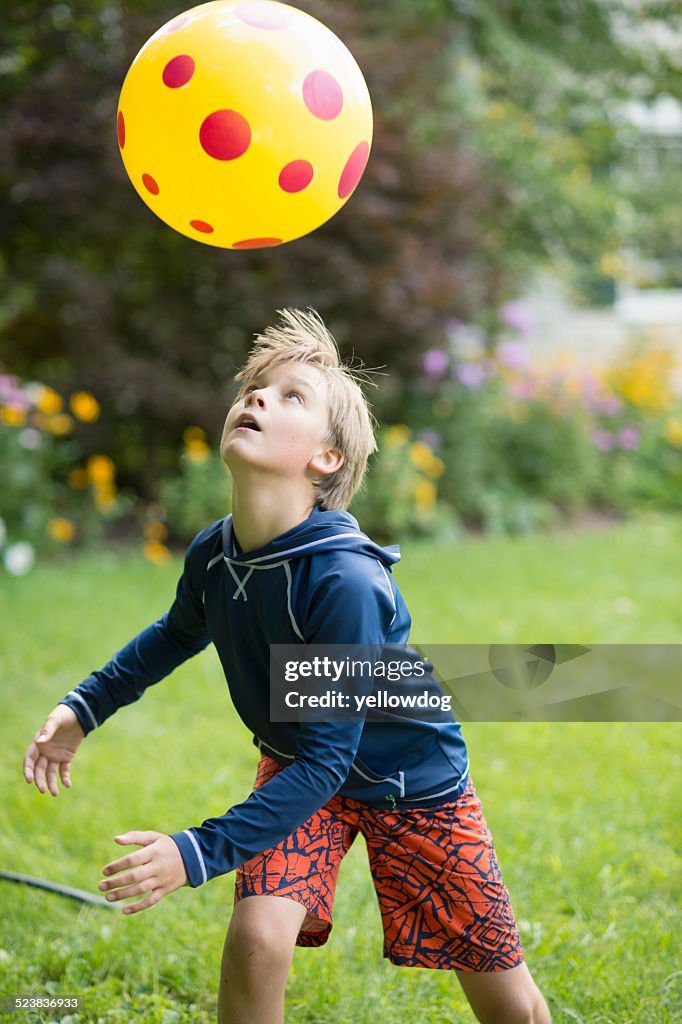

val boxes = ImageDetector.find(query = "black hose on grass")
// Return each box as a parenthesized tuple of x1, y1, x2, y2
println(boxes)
(0, 870, 115, 908)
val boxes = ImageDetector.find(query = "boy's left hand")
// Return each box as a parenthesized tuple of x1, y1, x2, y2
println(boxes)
(99, 831, 188, 914)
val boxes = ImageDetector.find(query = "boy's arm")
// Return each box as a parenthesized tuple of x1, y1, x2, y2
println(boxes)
(170, 560, 395, 887)
(59, 534, 211, 735)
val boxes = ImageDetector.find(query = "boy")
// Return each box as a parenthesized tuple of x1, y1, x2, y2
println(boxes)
(24, 309, 551, 1024)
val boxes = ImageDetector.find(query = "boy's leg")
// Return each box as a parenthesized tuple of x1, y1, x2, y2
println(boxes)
(218, 894, 307, 1024)
(360, 775, 551, 1023)
(455, 962, 551, 1024)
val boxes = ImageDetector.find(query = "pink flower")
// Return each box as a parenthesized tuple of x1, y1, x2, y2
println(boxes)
(595, 394, 623, 416)
(456, 363, 487, 389)
(508, 377, 536, 400)
(618, 427, 640, 450)
(592, 429, 614, 452)
(417, 428, 442, 449)
(421, 347, 449, 378)
(500, 301, 537, 337)
(496, 340, 530, 371)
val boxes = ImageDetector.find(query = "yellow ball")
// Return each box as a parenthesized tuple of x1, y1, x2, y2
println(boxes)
(117, 0, 373, 249)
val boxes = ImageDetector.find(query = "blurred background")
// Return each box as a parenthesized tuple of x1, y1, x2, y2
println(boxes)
(2, 8, 681, 1022)
(1, 0, 682, 570)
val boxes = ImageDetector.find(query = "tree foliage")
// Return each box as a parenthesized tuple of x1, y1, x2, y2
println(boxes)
(1, 0, 678, 491)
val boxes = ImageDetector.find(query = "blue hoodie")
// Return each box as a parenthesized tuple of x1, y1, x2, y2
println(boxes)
(60, 506, 469, 888)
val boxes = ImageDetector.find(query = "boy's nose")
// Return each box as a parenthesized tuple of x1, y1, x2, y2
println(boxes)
(246, 390, 266, 408)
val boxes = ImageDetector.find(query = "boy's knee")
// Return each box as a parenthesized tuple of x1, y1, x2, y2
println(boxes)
(224, 914, 295, 978)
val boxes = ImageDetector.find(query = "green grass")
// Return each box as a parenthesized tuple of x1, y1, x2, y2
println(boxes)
(1, 512, 681, 1023)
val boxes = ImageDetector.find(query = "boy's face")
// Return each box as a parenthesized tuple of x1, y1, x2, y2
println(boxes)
(220, 361, 343, 486)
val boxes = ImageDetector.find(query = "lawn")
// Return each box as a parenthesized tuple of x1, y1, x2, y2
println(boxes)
(1, 512, 680, 1023)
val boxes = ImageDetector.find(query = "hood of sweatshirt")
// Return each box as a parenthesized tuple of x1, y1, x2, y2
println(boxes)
(220, 504, 400, 570)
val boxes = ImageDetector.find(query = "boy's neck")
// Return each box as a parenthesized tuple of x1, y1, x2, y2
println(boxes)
(230, 484, 318, 554)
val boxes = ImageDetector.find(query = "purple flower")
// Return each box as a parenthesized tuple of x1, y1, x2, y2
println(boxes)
(592, 429, 614, 452)
(421, 347, 449, 378)
(0, 373, 26, 406)
(455, 363, 487, 390)
(595, 394, 623, 416)
(500, 301, 537, 338)
(417, 429, 442, 449)
(496, 340, 530, 371)
(618, 427, 640, 450)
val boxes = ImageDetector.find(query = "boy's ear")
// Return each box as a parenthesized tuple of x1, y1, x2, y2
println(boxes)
(309, 445, 344, 478)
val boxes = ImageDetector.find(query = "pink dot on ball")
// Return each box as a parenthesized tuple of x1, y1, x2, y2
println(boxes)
(142, 174, 159, 195)
(190, 220, 214, 234)
(302, 70, 343, 121)
(117, 111, 125, 149)
(279, 160, 314, 193)
(232, 237, 283, 249)
(200, 110, 251, 160)
(338, 141, 370, 199)
(235, 1, 289, 29)
(163, 55, 195, 88)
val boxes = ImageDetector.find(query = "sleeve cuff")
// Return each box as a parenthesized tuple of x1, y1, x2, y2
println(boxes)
(170, 829, 209, 888)
(59, 691, 98, 735)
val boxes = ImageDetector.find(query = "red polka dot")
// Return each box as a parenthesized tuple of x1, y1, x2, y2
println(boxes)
(278, 160, 314, 193)
(163, 54, 195, 88)
(166, 15, 191, 32)
(117, 110, 125, 149)
(200, 110, 251, 160)
(338, 141, 370, 199)
(302, 70, 343, 121)
(235, 2, 289, 29)
(142, 174, 159, 195)
(190, 220, 214, 234)
(232, 238, 283, 249)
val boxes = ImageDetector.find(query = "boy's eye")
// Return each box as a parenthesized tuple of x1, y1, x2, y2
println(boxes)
(286, 390, 303, 402)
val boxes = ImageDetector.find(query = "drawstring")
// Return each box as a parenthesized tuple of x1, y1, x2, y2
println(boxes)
(227, 562, 254, 601)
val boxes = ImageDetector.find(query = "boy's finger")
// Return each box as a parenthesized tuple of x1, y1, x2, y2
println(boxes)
(33, 754, 48, 794)
(46, 761, 59, 797)
(23, 748, 37, 784)
(122, 889, 162, 915)
(115, 831, 158, 847)
(101, 848, 150, 877)
(59, 762, 72, 788)
(102, 876, 158, 902)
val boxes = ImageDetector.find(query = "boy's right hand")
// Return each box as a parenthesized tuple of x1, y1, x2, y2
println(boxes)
(23, 704, 85, 797)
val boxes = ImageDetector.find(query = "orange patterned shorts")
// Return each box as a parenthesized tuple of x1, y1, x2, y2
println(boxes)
(234, 755, 525, 972)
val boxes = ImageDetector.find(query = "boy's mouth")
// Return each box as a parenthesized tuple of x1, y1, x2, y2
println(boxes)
(235, 414, 262, 431)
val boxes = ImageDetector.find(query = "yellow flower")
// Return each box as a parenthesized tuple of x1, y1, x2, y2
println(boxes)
(183, 425, 207, 445)
(385, 424, 411, 448)
(47, 517, 76, 543)
(185, 439, 211, 463)
(143, 540, 172, 565)
(70, 391, 100, 422)
(44, 413, 74, 436)
(408, 442, 434, 471)
(425, 455, 445, 478)
(665, 419, 682, 449)
(93, 484, 117, 511)
(87, 454, 115, 485)
(35, 386, 63, 415)
(1, 405, 27, 427)
(413, 478, 437, 512)
(144, 521, 169, 542)
(68, 467, 89, 490)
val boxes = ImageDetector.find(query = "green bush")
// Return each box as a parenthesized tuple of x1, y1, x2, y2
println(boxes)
(349, 426, 460, 543)
(158, 429, 232, 544)
(0, 372, 126, 573)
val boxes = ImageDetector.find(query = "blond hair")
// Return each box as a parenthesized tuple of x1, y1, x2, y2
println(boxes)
(234, 308, 378, 510)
